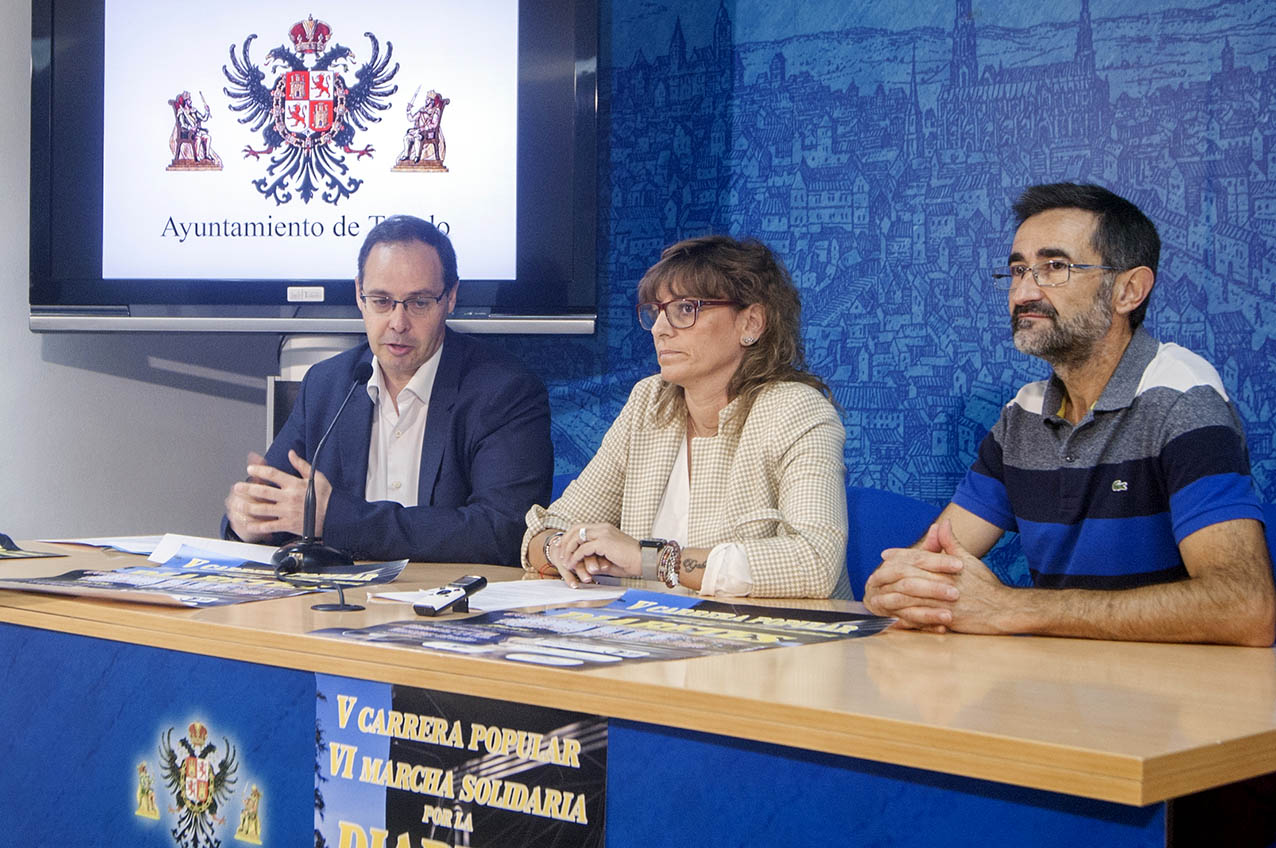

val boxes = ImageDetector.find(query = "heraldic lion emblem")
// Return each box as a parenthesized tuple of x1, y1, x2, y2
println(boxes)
(222, 14, 399, 205)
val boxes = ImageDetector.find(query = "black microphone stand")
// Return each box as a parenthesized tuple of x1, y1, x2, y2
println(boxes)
(272, 362, 374, 589)
(271, 563, 366, 613)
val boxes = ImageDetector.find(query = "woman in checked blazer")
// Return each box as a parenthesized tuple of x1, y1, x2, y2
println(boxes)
(522, 235, 849, 599)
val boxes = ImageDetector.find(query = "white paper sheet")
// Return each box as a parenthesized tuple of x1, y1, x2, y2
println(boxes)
(148, 534, 281, 566)
(375, 578, 623, 612)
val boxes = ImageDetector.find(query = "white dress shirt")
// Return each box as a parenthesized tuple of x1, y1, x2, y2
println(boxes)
(364, 341, 445, 507)
(650, 433, 753, 596)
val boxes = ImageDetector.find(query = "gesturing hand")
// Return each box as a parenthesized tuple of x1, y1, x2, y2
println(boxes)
(224, 450, 333, 541)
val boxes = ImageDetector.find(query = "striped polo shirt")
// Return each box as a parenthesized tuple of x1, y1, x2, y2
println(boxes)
(952, 327, 1263, 589)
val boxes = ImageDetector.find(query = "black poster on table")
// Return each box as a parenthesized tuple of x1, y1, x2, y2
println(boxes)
(317, 674, 605, 848)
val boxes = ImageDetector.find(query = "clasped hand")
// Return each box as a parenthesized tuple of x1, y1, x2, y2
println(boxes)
(863, 519, 1006, 633)
(548, 524, 642, 588)
(225, 450, 333, 542)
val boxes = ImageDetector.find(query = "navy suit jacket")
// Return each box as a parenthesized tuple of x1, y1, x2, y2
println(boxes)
(246, 329, 552, 566)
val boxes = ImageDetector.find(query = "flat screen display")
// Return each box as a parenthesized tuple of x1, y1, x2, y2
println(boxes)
(31, 0, 596, 331)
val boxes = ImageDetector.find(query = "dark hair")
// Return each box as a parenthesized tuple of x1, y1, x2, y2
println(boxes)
(636, 235, 831, 424)
(356, 215, 459, 291)
(1012, 183, 1160, 328)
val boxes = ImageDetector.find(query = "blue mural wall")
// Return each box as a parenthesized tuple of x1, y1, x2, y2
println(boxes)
(504, 0, 1276, 578)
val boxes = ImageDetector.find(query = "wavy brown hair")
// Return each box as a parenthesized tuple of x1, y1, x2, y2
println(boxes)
(636, 235, 832, 425)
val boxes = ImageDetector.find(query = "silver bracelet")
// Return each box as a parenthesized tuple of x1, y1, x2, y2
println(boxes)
(542, 531, 565, 568)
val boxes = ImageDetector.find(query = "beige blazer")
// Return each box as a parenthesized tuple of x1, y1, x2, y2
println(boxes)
(523, 375, 850, 599)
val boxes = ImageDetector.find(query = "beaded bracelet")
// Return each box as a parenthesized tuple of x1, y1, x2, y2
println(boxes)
(656, 539, 682, 589)
(542, 531, 565, 570)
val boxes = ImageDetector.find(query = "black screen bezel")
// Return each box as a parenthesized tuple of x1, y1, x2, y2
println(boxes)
(29, 0, 597, 323)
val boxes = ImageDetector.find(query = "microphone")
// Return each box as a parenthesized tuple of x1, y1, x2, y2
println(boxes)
(272, 361, 375, 574)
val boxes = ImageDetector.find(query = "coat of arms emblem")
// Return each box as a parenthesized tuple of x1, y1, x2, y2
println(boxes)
(223, 14, 399, 204)
(158, 721, 239, 848)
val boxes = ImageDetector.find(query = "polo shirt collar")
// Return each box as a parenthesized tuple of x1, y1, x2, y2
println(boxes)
(1041, 326, 1157, 421)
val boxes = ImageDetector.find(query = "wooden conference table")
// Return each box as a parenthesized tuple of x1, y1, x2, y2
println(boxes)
(0, 544, 1273, 846)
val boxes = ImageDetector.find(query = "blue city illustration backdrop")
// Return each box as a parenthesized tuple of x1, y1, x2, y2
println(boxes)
(502, 0, 1276, 582)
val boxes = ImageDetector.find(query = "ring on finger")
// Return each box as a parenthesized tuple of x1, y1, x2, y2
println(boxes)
(578, 527, 588, 543)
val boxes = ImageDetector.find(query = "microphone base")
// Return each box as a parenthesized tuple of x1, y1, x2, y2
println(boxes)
(311, 600, 366, 612)
(272, 539, 355, 574)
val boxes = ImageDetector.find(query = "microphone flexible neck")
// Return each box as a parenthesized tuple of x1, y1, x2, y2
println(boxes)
(302, 363, 373, 541)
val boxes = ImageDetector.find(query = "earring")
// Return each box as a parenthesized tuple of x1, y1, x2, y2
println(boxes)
(741, 336, 757, 346)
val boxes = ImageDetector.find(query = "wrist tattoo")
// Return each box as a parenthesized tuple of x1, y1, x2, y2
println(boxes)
(681, 556, 705, 573)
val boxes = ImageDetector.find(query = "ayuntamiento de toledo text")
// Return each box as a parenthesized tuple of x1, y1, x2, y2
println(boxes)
(160, 214, 450, 243)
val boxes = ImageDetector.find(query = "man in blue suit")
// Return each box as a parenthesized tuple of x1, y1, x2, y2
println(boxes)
(224, 215, 552, 566)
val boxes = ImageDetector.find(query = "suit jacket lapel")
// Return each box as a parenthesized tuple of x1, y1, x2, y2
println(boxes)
(418, 330, 462, 506)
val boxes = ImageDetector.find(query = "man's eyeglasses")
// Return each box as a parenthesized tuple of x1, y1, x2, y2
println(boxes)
(636, 298, 738, 330)
(992, 260, 1119, 290)
(359, 291, 447, 316)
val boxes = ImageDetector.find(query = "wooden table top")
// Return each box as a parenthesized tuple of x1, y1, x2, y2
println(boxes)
(1, 543, 1273, 806)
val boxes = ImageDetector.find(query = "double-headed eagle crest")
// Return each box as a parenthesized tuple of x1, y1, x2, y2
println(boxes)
(159, 722, 239, 848)
(222, 14, 399, 205)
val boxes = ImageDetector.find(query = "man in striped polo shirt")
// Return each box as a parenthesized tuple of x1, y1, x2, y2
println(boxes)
(864, 183, 1275, 645)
